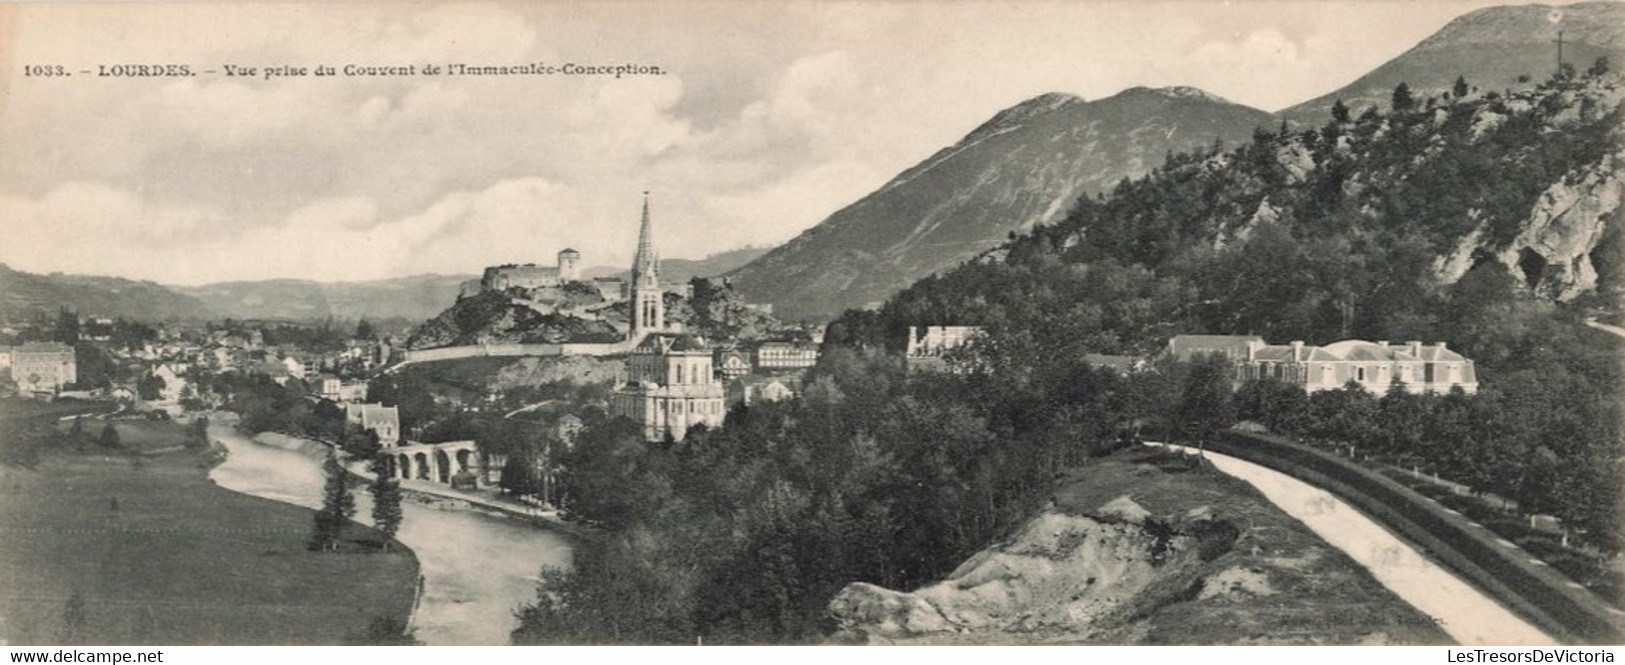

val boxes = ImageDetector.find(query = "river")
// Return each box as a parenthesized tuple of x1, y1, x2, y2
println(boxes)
(1165, 444, 1557, 645)
(207, 422, 574, 645)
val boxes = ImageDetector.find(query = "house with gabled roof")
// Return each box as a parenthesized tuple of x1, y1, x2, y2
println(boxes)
(345, 403, 402, 447)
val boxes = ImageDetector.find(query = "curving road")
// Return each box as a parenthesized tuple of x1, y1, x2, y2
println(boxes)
(1163, 444, 1555, 645)
(1207, 431, 1623, 644)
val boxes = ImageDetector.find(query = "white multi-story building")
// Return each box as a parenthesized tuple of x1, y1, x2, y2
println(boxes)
(610, 333, 726, 442)
(1166, 335, 1478, 395)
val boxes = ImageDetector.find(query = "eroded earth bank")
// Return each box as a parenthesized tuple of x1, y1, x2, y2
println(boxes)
(827, 446, 1453, 645)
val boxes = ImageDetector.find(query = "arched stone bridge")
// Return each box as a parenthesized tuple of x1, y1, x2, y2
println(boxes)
(381, 440, 479, 485)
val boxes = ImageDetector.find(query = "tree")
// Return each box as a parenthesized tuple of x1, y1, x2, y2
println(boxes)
(1391, 82, 1416, 112)
(1452, 75, 1470, 100)
(309, 452, 356, 552)
(1235, 378, 1309, 435)
(1587, 56, 1611, 78)
(355, 319, 376, 341)
(187, 416, 210, 449)
(369, 459, 404, 550)
(340, 424, 382, 459)
(54, 307, 80, 345)
(500, 451, 543, 499)
(1330, 98, 1350, 124)
(1175, 354, 1236, 445)
(98, 423, 120, 449)
(137, 374, 167, 402)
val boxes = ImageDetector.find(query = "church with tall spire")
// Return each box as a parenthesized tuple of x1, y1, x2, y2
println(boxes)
(611, 191, 726, 441)
(630, 191, 665, 336)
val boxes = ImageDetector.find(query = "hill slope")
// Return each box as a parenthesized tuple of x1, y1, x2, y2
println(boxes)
(583, 246, 769, 283)
(1280, 1, 1624, 126)
(726, 88, 1274, 321)
(176, 274, 474, 322)
(0, 264, 214, 322)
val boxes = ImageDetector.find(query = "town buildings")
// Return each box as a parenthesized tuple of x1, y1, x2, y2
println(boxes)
(1165, 335, 1479, 395)
(2, 342, 77, 396)
(150, 364, 187, 402)
(753, 340, 819, 370)
(316, 374, 370, 403)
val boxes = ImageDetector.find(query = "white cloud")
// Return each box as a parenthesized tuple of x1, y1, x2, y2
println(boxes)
(0, 0, 1520, 285)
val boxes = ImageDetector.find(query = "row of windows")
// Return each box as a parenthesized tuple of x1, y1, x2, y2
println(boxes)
(1253, 361, 1466, 384)
(610, 395, 724, 418)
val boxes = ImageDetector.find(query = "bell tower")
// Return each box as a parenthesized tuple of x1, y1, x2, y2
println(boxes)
(630, 192, 663, 336)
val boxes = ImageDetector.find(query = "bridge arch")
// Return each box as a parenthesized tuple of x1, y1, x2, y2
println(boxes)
(398, 454, 412, 480)
(413, 452, 430, 480)
(434, 449, 452, 483)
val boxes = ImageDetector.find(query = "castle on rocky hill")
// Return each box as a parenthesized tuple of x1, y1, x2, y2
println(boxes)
(479, 248, 582, 292)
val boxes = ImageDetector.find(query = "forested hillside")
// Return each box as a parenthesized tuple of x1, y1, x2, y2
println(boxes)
(827, 64, 1622, 564)
(838, 64, 1621, 357)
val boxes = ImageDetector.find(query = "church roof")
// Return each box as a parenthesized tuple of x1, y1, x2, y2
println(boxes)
(637, 332, 709, 354)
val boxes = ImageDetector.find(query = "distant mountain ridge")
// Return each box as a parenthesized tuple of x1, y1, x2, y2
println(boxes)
(173, 274, 476, 322)
(0, 263, 214, 322)
(1280, 1, 1625, 126)
(582, 246, 770, 283)
(725, 86, 1276, 321)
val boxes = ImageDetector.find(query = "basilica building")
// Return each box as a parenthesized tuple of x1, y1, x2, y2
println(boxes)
(610, 194, 727, 441)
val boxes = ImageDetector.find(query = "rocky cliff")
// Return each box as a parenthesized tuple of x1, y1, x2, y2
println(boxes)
(406, 291, 619, 349)
(826, 448, 1450, 645)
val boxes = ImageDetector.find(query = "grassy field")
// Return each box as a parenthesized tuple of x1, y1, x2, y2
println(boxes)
(0, 416, 419, 645)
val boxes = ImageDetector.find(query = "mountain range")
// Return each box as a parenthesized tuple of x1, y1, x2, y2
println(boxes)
(726, 0, 1625, 321)
(725, 87, 1275, 320)
(0, 246, 769, 325)
(173, 274, 475, 323)
(580, 246, 769, 284)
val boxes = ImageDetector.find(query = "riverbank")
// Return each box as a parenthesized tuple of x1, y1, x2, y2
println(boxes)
(0, 416, 419, 645)
(827, 445, 1453, 645)
(210, 423, 574, 645)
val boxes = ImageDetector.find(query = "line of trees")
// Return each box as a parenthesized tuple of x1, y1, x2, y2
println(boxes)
(514, 342, 1217, 644)
(1235, 371, 1619, 551)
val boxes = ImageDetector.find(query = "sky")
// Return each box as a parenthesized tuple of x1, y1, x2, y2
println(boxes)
(0, 0, 1524, 285)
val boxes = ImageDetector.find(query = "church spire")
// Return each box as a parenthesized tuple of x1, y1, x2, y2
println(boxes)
(630, 191, 664, 336)
(633, 190, 659, 287)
